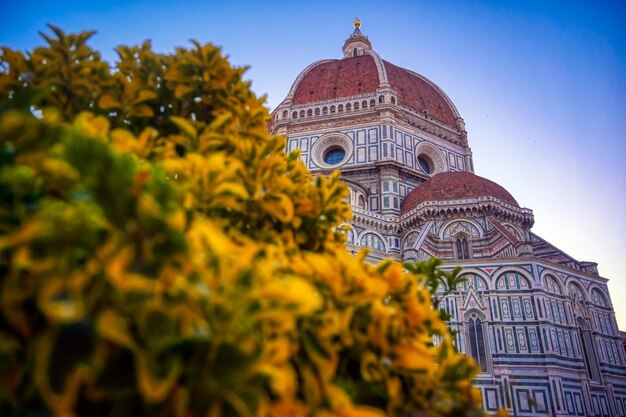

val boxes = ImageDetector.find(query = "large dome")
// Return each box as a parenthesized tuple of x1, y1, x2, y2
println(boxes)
(281, 22, 462, 130)
(402, 171, 519, 214)
(290, 55, 459, 128)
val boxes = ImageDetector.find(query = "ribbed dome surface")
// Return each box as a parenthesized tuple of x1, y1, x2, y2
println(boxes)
(292, 55, 379, 105)
(383, 60, 457, 127)
(402, 172, 519, 214)
(290, 55, 458, 128)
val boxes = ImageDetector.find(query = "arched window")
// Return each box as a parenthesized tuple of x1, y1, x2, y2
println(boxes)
(569, 282, 586, 301)
(379, 95, 384, 103)
(370, 99, 375, 107)
(344, 228, 354, 244)
(362, 100, 368, 108)
(391, 97, 396, 104)
(315, 108, 320, 116)
(591, 288, 608, 307)
(544, 275, 563, 295)
(330, 105, 336, 113)
(299, 110, 305, 118)
(353, 47, 357, 57)
(455, 237, 470, 260)
(338, 104, 343, 112)
(357, 194, 366, 209)
(346, 103, 351, 111)
(577, 317, 601, 382)
(354, 102, 359, 110)
(360, 233, 385, 252)
(322, 107, 328, 115)
(282, 110, 288, 119)
(466, 312, 488, 372)
(458, 274, 489, 292)
(496, 272, 531, 290)
(292, 111, 297, 119)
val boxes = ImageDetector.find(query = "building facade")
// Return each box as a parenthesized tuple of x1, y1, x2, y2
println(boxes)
(270, 20, 626, 417)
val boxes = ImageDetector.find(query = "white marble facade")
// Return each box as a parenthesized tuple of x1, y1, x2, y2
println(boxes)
(270, 21, 626, 416)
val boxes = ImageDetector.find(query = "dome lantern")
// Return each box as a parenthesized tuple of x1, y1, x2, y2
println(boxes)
(342, 18, 372, 58)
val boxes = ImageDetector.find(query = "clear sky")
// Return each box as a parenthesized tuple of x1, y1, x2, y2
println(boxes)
(2, 0, 625, 329)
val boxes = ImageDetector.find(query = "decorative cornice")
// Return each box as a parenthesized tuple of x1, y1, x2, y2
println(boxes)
(286, 114, 380, 134)
(400, 197, 534, 230)
(270, 90, 468, 149)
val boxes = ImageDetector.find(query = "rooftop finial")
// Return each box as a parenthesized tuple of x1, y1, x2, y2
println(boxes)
(343, 16, 371, 57)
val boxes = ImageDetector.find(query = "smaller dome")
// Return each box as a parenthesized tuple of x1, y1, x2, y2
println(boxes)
(402, 172, 519, 214)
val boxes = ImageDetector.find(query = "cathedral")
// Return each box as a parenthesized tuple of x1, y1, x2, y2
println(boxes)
(269, 20, 626, 416)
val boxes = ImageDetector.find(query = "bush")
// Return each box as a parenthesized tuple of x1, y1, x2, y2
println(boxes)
(0, 26, 483, 417)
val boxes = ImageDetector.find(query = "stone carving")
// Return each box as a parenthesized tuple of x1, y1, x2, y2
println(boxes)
(403, 230, 419, 249)
(414, 141, 447, 174)
(403, 249, 418, 261)
(515, 243, 534, 256)
(310, 133, 354, 169)
(443, 221, 480, 239)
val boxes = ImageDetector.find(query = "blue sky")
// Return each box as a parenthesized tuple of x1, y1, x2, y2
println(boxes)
(2, 0, 626, 328)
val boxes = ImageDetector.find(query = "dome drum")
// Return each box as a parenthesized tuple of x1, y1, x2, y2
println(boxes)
(279, 91, 385, 122)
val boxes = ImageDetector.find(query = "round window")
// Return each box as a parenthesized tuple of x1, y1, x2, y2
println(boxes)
(417, 155, 433, 174)
(324, 147, 346, 165)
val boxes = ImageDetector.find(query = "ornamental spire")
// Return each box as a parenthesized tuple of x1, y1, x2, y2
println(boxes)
(342, 17, 372, 57)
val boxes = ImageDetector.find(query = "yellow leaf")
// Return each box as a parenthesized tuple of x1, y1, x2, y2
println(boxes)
(360, 276, 388, 298)
(75, 112, 110, 137)
(259, 193, 294, 223)
(326, 385, 352, 409)
(0, 220, 40, 250)
(269, 400, 307, 417)
(258, 276, 321, 314)
(336, 406, 388, 417)
(360, 352, 384, 383)
(209, 112, 231, 130)
(174, 84, 194, 99)
(259, 364, 297, 398)
(167, 210, 186, 230)
(138, 194, 161, 218)
(96, 310, 136, 349)
(163, 65, 183, 82)
(136, 127, 158, 155)
(214, 181, 249, 200)
(106, 248, 156, 293)
(170, 116, 196, 138)
(98, 94, 122, 110)
(135, 89, 157, 103)
(110, 128, 136, 152)
(136, 352, 182, 403)
(132, 104, 154, 117)
(393, 343, 436, 373)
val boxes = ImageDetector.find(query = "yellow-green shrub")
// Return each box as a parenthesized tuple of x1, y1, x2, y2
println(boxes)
(0, 26, 484, 417)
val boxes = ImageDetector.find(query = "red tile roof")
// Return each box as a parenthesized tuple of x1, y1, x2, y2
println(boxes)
(291, 55, 458, 128)
(292, 55, 379, 104)
(401, 171, 519, 214)
(383, 61, 457, 127)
